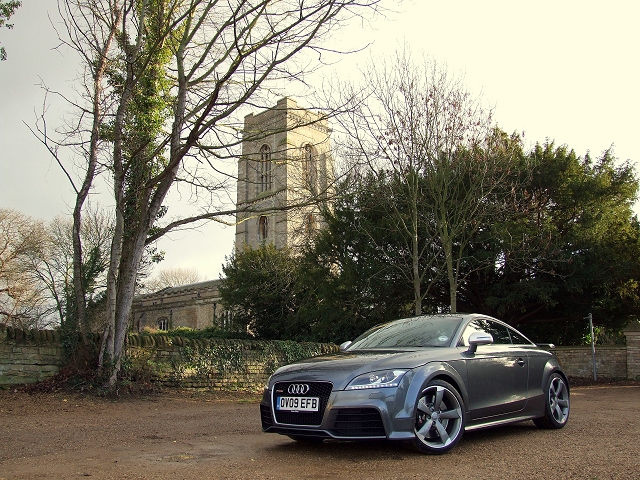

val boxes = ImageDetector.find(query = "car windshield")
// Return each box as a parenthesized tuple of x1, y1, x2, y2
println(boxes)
(347, 316, 463, 349)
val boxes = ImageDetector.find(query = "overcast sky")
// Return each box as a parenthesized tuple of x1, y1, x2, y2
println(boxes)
(1, 0, 638, 280)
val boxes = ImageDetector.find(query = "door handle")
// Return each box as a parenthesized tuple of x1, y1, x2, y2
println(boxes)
(517, 358, 526, 367)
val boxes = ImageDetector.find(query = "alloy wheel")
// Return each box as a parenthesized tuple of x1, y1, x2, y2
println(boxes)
(414, 383, 464, 452)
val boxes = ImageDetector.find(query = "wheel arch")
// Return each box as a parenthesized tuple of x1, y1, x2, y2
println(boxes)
(533, 364, 571, 429)
(430, 373, 465, 402)
(554, 369, 570, 391)
(406, 362, 470, 416)
(540, 359, 570, 394)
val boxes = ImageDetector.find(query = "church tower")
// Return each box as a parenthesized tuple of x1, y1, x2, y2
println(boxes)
(235, 98, 333, 251)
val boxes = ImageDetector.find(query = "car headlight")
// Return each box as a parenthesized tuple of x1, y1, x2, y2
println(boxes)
(345, 369, 407, 390)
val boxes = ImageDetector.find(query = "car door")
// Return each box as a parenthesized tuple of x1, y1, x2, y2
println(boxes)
(460, 318, 529, 421)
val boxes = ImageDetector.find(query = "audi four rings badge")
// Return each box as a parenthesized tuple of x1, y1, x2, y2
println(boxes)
(288, 384, 310, 394)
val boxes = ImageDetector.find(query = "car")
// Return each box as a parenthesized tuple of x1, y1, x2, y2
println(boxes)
(260, 313, 570, 454)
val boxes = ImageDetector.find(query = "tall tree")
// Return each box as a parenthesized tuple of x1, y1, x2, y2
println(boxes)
(335, 48, 520, 313)
(32, 0, 123, 343)
(219, 245, 303, 340)
(461, 144, 640, 344)
(36, 0, 380, 386)
(297, 175, 418, 341)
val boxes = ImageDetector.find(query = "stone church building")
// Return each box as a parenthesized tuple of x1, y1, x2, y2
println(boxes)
(131, 98, 333, 331)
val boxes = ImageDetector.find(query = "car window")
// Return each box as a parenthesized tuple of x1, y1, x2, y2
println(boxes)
(507, 327, 533, 345)
(348, 316, 463, 349)
(459, 318, 512, 346)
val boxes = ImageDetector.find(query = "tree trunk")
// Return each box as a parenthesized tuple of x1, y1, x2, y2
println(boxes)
(444, 238, 457, 313)
(411, 187, 421, 316)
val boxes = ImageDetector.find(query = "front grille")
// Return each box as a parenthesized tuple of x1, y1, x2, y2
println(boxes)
(260, 404, 273, 430)
(272, 381, 333, 426)
(329, 408, 386, 437)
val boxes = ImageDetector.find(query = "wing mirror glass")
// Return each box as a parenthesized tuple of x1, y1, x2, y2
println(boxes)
(339, 341, 352, 352)
(467, 332, 493, 353)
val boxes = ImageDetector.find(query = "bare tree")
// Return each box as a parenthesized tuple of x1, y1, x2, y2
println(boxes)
(0, 208, 112, 332)
(33, 0, 380, 386)
(335, 48, 520, 313)
(31, 0, 122, 340)
(29, 210, 113, 330)
(141, 266, 202, 293)
(0, 209, 52, 328)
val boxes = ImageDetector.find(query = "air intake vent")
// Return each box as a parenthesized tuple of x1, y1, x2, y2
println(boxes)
(260, 404, 273, 430)
(330, 408, 386, 437)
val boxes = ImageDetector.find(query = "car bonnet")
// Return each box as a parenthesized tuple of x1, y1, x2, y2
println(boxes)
(269, 348, 453, 391)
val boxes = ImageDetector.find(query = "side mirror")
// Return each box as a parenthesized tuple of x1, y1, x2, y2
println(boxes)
(467, 332, 493, 353)
(339, 341, 352, 352)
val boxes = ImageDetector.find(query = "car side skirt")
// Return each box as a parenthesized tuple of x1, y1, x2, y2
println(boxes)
(465, 413, 540, 431)
(465, 393, 546, 431)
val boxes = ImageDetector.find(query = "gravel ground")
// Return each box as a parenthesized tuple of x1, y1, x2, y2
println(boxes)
(0, 384, 639, 479)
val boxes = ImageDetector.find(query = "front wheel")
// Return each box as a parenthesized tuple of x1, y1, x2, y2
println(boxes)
(412, 380, 465, 454)
(533, 372, 570, 429)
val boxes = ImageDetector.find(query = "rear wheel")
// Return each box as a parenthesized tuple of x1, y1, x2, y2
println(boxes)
(533, 372, 570, 429)
(412, 380, 465, 454)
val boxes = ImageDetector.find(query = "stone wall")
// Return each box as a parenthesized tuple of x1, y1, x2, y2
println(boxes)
(0, 324, 65, 385)
(551, 346, 627, 379)
(2, 321, 640, 387)
(0, 325, 337, 389)
(126, 334, 338, 391)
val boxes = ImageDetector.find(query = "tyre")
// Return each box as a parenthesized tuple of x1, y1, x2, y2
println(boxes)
(412, 379, 465, 454)
(533, 372, 570, 429)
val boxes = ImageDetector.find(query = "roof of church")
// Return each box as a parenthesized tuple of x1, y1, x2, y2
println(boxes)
(138, 279, 221, 298)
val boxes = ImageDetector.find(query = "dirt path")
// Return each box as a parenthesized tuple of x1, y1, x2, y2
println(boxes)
(1, 385, 639, 479)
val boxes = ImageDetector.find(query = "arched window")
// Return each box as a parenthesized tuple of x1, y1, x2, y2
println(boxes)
(157, 317, 169, 331)
(259, 215, 268, 241)
(220, 310, 234, 330)
(304, 144, 316, 189)
(306, 213, 317, 236)
(259, 145, 272, 193)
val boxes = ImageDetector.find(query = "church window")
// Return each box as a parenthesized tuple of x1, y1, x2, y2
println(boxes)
(157, 317, 169, 331)
(304, 144, 317, 190)
(259, 215, 268, 241)
(259, 145, 272, 193)
(306, 213, 317, 236)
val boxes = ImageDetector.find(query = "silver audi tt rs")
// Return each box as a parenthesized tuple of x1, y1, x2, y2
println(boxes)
(260, 314, 570, 454)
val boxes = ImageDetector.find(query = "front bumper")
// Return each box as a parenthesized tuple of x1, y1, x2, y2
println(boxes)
(260, 382, 415, 441)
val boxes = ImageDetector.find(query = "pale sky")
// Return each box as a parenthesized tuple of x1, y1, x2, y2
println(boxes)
(0, 0, 638, 280)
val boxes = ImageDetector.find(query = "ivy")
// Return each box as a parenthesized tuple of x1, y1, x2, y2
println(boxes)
(125, 334, 338, 389)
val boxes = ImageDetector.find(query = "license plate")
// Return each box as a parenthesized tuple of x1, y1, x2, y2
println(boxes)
(276, 396, 319, 412)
